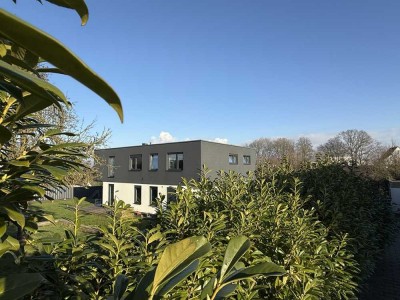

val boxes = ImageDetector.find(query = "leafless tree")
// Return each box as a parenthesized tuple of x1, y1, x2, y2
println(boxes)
(295, 137, 314, 163)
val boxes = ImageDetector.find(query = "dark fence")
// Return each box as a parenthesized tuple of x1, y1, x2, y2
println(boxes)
(45, 186, 102, 203)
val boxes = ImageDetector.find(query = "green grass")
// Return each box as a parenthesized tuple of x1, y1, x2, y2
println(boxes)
(29, 199, 109, 227)
(27, 199, 110, 243)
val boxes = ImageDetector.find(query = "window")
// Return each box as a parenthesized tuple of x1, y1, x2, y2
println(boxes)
(129, 154, 142, 171)
(134, 186, 141, 204)
(149, 153, 158, 170)
(167, 187, 177, 204)
(243, 155, 251, 165)
(167, 152, 183, 170)
(108, 156, 115, 177)
(150, 186, 158, 206)
(108, 184, 114, 206)
(229, 154, 238, 165)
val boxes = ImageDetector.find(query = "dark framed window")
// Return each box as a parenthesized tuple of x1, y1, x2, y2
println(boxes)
(108, 184, 114, 206)
(228, 154, 238, 165)
(149, 153, 158, 170)
(129, 154, 142, 171)
(243, 155, 251, 165)
(150, 186, 158, 206)
(167, 187, 177, 204)
(134, 185, 141, 204)
(108, 156, 115, 177)
(167, 152, 183, 170)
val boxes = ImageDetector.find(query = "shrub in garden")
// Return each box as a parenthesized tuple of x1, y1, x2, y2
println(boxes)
(263, 159, 397, 281)
(157, 168, 360, 299)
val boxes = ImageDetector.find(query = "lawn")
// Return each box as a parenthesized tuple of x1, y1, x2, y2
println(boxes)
(28, 199, 110, 242)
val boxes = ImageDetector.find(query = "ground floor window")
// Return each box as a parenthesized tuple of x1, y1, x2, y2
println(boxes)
(108, 184, 114, 206)
(150, 186, 158, 206)
(167, 186, 177, 204)
(134, 185, 142, 204)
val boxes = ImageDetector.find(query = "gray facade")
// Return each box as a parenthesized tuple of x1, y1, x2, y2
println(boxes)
(96, 140, 256, 185)
(95, 140, 255, 213)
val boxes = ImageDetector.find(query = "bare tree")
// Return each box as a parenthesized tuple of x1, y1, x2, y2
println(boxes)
(317, 136, 346, 162)
(295, 137, 314, 163)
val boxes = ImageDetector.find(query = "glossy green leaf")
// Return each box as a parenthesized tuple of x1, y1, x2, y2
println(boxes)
(156, 260, 199, 297)
(8, 160, 30, 167)
(0, 10, 123, 122)
(45, 0, 89, 25)
(127, 268, 155, 300)
(214, 283, 237, 300)
(0, 43, 6, 57)
(22, 185, 45, 197)
(224, 262, 285, 282)
(113, 274, 129, 300)
(152, 236, 211, 295)
(0, 273, 44, 299)
(0, 235, 19, 257)
(39, 165, 68, 180)
(200, 277, 217, 300)
(220, 236, 250, 281)
(0, 80, 23, 101)
(0, 219, 6, 238)
(148, 231, 163, 244)
(14, 94, 56, 120)
(0, 60, 66, 105)
(2, 205, 25, 228)
(0, 125, 11, 145)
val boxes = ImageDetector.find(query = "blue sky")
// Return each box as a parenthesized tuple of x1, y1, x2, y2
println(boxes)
(2, 0, 400, 147)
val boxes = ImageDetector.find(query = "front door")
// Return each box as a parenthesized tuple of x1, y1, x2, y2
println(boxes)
(108, 184, 114, 206)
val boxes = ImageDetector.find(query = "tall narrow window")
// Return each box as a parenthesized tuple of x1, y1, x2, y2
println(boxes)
(150, 186, 158, 206)
(167, 152, 183, 170)
(243, 155, 251, 165)
(149, 153, 158, 170)
(129, 154, 142, 171)
(228, 154, 238, 165)
(108, 184, 114, 206)
(134, 186, 142, 204)
(108, 156, 115, 177)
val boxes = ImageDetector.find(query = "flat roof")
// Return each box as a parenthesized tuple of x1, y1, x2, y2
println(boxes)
(96, 139, 253, 151)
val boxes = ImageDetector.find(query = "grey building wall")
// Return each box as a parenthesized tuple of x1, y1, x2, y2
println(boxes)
(200, 141, 256, 179)
(96, 140, 202, 186)
(96, 140, 256, 185)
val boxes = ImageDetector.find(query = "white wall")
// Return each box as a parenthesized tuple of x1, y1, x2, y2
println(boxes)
(102, 182, 175, 214)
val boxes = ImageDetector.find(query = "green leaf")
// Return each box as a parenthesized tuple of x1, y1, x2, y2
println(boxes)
(2, 205, 25, 228)
(0, 235, 20, 257)
(0, 219, 6, 238)
(214, 283, 237, 300)
(152, 236, 211, 295)
(39, 165, 68, 180)
(113, 274, 128, 300)
(0, 273, 44, 299)
(126, 268, 155, 300)
(200, 277, 217, 300)
(220, 236, 251, 281)
(45, 0, 89, 25)
(22, 185, 45, 197)
(156, 260, 199, 297)
(8, 160, 30, 167)
(14, 94, 58, 120)
(0, 60, 66, 105)
(148, 231, 163, 244)
(224, 262, 285, 283)
(0, 125, 11, 145)
(0, 43, 6, 57)
(0, 10, 123, 122)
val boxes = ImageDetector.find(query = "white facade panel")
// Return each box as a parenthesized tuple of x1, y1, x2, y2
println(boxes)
(102, 182, 176, 214)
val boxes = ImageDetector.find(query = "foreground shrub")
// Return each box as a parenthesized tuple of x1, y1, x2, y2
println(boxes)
(157, 168, 360, 299)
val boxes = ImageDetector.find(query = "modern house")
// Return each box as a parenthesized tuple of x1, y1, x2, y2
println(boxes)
(95, 140, 256, 214)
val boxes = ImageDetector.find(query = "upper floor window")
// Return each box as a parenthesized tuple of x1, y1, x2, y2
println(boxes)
(167, 152, 184, 171)
(243, 155, 251, 165)
(129, 154, 142, 171)
(108, 156, 115, 177)
(228, 154, 238, 165)
(149, 153, 158, 170)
